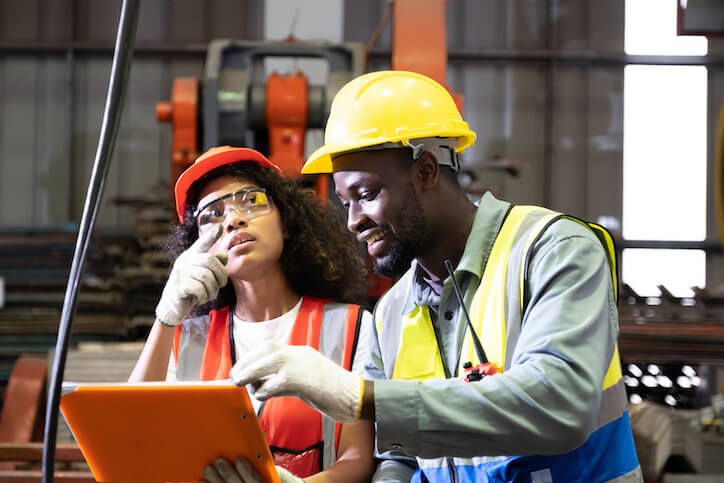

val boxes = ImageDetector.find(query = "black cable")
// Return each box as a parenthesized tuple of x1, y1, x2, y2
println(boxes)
(443, 259, 488, 365)
(41, 2, 139, 482)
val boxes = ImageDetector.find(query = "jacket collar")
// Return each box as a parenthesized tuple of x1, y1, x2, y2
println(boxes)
(401, 192, 511, 315)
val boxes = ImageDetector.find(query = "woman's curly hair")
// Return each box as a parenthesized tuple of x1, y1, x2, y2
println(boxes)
(166, 163, 369, 313)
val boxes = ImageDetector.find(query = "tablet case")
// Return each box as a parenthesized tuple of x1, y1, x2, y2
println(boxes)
(60, 380, 279, 483)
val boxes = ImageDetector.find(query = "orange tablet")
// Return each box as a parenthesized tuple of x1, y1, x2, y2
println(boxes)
(60, 380, 279, 483)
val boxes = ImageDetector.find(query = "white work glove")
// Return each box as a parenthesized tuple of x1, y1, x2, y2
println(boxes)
(230, 342, 363, 424)
(203, 457, 304, 483)
(155, 224, 228, 327)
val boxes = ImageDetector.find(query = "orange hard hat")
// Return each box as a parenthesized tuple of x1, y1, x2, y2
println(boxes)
(174, 146, 282, 221)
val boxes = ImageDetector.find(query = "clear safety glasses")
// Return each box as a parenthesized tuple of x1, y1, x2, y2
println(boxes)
(193, 188, 272, 233)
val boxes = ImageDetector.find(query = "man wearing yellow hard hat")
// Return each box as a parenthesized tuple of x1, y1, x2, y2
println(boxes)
(227, 71, 642, 482)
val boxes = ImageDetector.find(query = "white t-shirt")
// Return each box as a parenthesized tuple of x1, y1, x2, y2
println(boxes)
(167, 297, 372, 414)
(233, 297, 303, 413)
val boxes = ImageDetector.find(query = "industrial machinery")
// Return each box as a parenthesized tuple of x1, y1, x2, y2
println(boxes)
(155, 0, 468, 206)
(156, 39, 363, 203)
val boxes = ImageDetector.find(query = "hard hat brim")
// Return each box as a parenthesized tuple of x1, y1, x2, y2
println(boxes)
(302, 132, 476, 174)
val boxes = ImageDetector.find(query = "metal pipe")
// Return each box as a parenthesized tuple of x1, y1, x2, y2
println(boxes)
(41, 1, 139, 482)
(67, 0, 78, 220)
(542, 0, 556, 207)
(617, 239, 723, 252)
(0, 40, 206, 57)
(3, 41, 722, 66)
(373, 48, 724, 66)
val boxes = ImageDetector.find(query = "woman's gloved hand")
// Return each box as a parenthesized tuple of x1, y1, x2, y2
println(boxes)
(203, 457, 304, 483)
(155, 224, 228, 327)
(230, 342, 364, 424)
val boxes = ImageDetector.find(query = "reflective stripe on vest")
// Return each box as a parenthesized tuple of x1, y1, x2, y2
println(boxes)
(172, 296, 362, 476)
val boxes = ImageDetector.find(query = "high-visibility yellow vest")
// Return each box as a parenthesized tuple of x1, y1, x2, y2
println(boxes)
(380, 205, 622, 391)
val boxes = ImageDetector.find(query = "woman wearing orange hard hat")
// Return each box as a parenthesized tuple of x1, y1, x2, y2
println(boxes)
(129, 146, 375, 483)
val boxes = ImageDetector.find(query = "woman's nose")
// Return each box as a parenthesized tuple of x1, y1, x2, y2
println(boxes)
(224, 207, 248, 231)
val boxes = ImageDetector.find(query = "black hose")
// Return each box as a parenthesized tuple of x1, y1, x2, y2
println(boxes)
(41, 1, 139, 482)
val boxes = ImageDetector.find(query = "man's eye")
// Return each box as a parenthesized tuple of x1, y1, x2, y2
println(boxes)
(360, 190, 379, 201)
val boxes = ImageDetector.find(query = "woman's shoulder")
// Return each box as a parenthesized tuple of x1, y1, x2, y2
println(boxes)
(304, 296, 370, 313)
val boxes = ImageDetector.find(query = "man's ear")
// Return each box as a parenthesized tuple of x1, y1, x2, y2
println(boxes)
(414, 151, 441, 190)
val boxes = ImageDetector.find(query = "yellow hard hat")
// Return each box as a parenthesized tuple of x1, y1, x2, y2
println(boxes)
(302, 70, 476, 174)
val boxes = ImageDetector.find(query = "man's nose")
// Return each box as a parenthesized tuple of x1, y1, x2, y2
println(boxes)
(346, 204, 366, 233)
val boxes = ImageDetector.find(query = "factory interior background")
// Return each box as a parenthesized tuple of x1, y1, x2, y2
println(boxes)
(0, 0, 723, 481)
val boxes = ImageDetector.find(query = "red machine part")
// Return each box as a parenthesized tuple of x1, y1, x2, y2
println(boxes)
(366, 257, 393, 300)
(156, 77, 199, 214)
(265, 72, 329, 200)
(265, 72, 308, 175)
(392, 0, 464, 113)
(0, 356, 47, 470)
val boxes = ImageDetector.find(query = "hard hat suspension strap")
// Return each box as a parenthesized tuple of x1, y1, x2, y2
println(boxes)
(403, 138, 461, 173)
(332, 137, 462, 173)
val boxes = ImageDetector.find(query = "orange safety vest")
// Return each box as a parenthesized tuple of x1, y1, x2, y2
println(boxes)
(172, 296, 363, 478)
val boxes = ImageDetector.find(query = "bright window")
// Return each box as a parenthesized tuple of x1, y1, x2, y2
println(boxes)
(622, 249, 705, 297)
(625, 0, 707, 55)
(623, 65, 707, 242)
(623, 0, 707, 297)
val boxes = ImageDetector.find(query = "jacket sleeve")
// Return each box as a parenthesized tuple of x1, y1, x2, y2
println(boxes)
(373, 220, 619, 458)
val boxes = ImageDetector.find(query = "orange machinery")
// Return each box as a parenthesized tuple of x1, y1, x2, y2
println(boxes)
(157, 0, 461, 201)
(390, 0, 463, 113)
(156, 39, 362, 205)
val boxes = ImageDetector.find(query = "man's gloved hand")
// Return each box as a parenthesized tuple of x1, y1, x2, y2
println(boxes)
(230, 342, 363, 424)
(155, 224, 228, 327)
(203, 457, 304, 483)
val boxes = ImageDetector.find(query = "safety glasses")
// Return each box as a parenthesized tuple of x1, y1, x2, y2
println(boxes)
(193, 188, 272, 233)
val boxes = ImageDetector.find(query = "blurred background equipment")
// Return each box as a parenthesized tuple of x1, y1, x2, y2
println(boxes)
(156, 39, 363, 201)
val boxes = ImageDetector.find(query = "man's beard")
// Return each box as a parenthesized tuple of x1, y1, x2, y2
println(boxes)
(372, 185, 427, 278)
